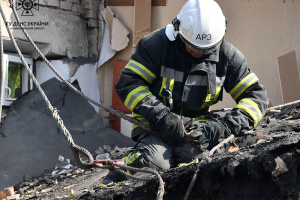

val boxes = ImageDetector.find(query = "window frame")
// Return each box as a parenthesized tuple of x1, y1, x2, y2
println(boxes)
(1, 53, 33, 106)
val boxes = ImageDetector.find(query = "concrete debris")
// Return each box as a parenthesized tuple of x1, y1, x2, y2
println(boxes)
(51, 156, 74, 176)
(2, 84, 300, 199)
(272, 156, 289, 177)
(0, 187, 14, 200)
(0, 78, 134, 190)
(3, 194, 20, 200)
(95, 153, 110, 160)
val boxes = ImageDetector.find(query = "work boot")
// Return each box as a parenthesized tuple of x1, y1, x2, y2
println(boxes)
(101, 170, 128, 184)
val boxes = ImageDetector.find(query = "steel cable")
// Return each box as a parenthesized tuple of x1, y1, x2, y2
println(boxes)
(0, 3, 94, 164)
(115, 164, 164, 200)
(9, 3, 153, 133)
(1, 2, 164, 198)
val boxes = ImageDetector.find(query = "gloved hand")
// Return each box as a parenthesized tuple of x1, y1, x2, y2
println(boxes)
(185, 118, 231, 148)
(152, 110, 185, 146)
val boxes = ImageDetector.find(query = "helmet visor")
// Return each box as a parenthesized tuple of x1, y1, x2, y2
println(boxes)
(180, 35, 212, 54)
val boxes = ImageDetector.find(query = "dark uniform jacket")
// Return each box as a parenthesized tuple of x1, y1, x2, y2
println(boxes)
(115, 27, 269, 141)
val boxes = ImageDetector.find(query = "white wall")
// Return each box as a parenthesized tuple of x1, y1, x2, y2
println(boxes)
(36, 60, 101, 113)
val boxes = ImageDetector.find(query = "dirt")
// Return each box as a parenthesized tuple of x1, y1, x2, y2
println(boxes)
(9, 103, 300, 200)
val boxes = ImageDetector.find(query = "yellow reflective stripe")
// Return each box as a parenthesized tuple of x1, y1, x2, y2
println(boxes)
(159, 78, 175, 98)
(201, 86, 221, 109)
(124, 86, 152, 111)
(121, 152, 141, 165)
(235, 98, 262, 127)
(169, 79, 175, 93)
(132, 124, 139, 130)
(159, 77, 168, 97)
(125, 60, 156, 84)
(201, 88, 212, 109)
(230, 73, 259, 100)
(194, 118, 208, 122)
(133, 113, 141, 117)
(207, 86, 221, 107)
(205, 94, 212, 102)
(194, 115, 217, 122)
(132, 113, 149, 130)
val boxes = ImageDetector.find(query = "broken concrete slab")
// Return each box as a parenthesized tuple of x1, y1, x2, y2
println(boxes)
(0, 78, 134, 190)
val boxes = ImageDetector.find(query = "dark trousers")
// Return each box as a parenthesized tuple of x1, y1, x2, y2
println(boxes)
(130, 132, 208, 171)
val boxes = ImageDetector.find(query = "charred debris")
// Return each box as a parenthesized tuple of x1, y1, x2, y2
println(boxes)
(2, 103, 300, 200)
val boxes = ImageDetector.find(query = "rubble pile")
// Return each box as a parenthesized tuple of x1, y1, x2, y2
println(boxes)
(78, 103, 300, 199)
(2, 80, 300, 199)
(0, 78, 134, 197)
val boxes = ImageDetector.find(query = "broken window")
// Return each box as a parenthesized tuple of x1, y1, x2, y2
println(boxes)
(1, 53, 33, 106)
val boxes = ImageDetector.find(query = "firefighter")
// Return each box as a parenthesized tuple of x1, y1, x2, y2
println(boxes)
(102, 0, 269, 184)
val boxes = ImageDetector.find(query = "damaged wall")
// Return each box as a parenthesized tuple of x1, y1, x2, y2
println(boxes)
(0, 0, 89, 58)
(0, 0, 104, 110)
(98, 0, 300, 123)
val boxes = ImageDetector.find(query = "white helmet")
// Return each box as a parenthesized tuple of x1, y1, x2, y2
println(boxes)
(166, 0, 226, 49)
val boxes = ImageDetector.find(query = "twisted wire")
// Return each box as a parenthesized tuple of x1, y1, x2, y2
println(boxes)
(0, 3, 94, 163)
(115, 164, 164, 200)
(1, 2, 164, 198)
(10, 4, 152, 133)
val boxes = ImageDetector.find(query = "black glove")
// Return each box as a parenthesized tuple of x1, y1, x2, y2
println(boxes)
(152, 110, 185, 146)
(185, 118, 231, 148)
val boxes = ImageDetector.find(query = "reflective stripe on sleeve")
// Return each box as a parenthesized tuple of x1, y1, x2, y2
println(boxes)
(194, 115, 207, 122)
(132, 113, 150, 130)
(230, 73, 259, 100)
(235, 98, 262, 127)
(124, 86, 152, 111)
(125, 60, 156, 84)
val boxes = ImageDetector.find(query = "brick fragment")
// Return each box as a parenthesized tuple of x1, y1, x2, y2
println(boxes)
(0, 186, 15, 200)
(60, 1, 72, 10)
(83, 10, 97, 19)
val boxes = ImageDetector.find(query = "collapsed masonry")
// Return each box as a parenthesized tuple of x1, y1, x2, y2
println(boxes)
(2, 0, 102, 60)
(0, 78, 134, 190)
(2, 100, 300, 200)
(79, 103, 300, 200)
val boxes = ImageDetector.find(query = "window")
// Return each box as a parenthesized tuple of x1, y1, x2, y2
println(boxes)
(1, 53, 33, 106)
